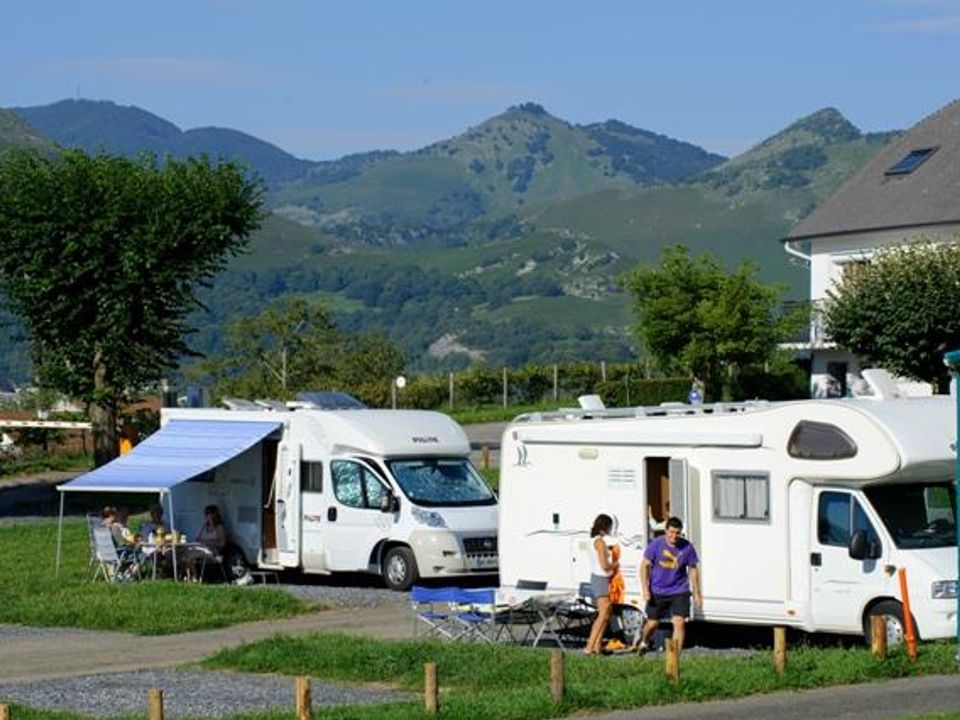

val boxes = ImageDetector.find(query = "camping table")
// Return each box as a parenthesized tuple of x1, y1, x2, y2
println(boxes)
(499, 594, 575, 649)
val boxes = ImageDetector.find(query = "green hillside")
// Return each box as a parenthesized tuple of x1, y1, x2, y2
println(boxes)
(0, 108, 51, 155)
(0, 102, 896, 382)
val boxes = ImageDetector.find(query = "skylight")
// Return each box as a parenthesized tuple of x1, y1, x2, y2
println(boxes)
(885, 147, 937, 176)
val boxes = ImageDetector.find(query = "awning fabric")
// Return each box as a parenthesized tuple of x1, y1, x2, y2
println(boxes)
(59, 419, 282, 493)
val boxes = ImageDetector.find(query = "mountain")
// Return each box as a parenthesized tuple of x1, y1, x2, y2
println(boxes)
(13, 99, 313, 184)
(272, 102, 726, 243)
(0, 100, 897, 381)
(0, 108, 52, 154)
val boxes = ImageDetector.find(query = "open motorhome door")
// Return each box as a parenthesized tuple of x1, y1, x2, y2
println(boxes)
(276, 441, 302, 567)
(669, 458, 690, 527)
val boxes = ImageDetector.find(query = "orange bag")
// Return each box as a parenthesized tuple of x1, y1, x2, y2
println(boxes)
(608, 543, 625, 604)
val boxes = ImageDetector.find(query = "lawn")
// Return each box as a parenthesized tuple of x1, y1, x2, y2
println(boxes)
(0, 519, 309, 635)
(203, 633, 960, 719)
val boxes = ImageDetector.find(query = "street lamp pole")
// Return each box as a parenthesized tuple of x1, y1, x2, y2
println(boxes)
(942, 349, 960, 663)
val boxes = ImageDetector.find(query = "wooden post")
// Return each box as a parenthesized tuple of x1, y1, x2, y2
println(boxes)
(448, 372, 454, 409)
(550, 649, 565, 704)
(481, 445, 490, 470)
(898, 567, 918, 661)
(553, 364, 559, 402)
(773, 626, 787, 675)
(664, 638, 680, 684)
(601, 360, 607, 382)
(0, 703, 10, 720)
(871, 615, 888, 660)
(424, 662, 438, 716)
(148, 688, 164, 720)
(502, 367, 508, 409)
(295, 676, 311, 720)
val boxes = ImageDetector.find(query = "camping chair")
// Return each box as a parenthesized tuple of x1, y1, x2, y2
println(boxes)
(91, 526, 141, 582)
(86, 514, 102, 579)
(411, 585, 461, 639)
(451, 588, 501, 643)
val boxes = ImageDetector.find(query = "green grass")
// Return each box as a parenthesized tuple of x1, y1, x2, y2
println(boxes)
(203, 634, 960, 720)
(0, 519, 309, 635)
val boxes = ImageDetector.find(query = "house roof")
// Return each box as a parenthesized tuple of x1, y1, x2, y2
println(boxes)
(785, 99, 960, 242)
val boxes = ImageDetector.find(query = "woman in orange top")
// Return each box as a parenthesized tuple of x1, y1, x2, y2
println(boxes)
(584, 514, 618, 655)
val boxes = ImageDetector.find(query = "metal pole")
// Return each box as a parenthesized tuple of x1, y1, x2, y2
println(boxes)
(55, 490, 65, 576)
(391, 379, 397, 410)
(943, 349, 960, 664)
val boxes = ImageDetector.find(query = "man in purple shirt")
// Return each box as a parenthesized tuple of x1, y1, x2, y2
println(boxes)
(635, 516, 702, 654)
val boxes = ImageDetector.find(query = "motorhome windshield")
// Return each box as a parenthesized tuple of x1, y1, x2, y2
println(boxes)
(864, 482, 956, 550)
(387, 458, 496, 507)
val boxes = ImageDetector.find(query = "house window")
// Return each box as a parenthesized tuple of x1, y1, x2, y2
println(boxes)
(713, 471, 770, 521)
(885, 147, 937, 176)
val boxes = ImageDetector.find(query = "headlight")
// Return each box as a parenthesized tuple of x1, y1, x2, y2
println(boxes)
(932, 580, 958, 599)
(411, 507, 447, 528)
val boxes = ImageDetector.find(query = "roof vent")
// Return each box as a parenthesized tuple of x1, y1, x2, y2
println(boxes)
(859, 369, 901, 400)
(221, 397, 265, 411)
(578, 395, 605, 410)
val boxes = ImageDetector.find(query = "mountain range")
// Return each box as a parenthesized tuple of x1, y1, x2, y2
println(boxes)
(0, 99, 898, 382)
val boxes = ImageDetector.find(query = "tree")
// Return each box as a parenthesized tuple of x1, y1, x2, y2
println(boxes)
(0, 149, 263, 465)
(824, 239, 960, 392)
(204, 297, 342, 400)
(622, 245, 800, 400)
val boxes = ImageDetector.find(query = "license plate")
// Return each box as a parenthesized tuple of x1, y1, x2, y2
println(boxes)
(471, 555, 498, 569)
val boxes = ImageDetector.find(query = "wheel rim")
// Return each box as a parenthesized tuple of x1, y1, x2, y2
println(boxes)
(885, 615, 905, 646)
(387, 554, 408, 586)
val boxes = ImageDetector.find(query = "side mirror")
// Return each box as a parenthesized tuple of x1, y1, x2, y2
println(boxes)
(379, 490, 398, 513)
(849, 530, 882, 560)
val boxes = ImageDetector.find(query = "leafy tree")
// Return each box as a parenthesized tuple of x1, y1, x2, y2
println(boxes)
(0, 148, 263, 465)
(205, 297, 342, 400)
(622, 245, 801, 400)
(824, 239, 960, 392)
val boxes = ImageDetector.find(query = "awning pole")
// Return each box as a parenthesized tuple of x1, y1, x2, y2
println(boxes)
(55, 490, 65, 576)
(168, 489, 178, 581)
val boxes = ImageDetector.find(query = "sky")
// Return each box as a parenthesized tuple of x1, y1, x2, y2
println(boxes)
(3, 0, 959, 161)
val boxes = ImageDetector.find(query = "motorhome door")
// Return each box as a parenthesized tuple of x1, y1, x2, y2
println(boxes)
(325, 459, 392, 572)
(275, 442, 301, 567)
(669, 458, 691, 527)
(810, 489, 886, 631)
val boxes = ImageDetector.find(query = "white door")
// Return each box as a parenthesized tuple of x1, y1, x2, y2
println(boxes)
(669, 458, 690, 526)
(810, 489, 886, 631)
(325, 459, 392, 572)
(300, 460, 328, 572)
(275, 442, 301, 567)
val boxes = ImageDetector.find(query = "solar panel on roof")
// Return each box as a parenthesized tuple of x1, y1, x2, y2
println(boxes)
(295, 391, 366, 409)
(885, 147, 937, 175)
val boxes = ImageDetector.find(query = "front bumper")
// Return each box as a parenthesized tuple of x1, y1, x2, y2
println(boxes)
(409, 530, 498, 577)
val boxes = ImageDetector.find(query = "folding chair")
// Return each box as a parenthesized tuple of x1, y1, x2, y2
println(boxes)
(411, 586, 461, 639)
(452, 588, 499, 643)
(91, 526, 140, 582)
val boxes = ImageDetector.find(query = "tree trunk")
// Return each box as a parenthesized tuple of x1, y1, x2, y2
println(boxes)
(91, 353, 119, 467)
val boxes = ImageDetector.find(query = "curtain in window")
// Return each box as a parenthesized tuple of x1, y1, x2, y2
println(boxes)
(745, 477, 769, 519)
(715, 477, 745, 518)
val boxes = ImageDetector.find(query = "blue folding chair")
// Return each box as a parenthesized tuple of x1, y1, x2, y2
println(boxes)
(411, 585, 461, 639)
(452, 587, 500, 643)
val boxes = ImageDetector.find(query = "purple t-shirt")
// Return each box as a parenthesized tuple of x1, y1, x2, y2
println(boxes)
(644, 535, 699, 596)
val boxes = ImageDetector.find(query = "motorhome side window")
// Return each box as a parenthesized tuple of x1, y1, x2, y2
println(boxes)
(713, 471, 769, 521)
(331, 460, 386, 509)
(817, 492, 880, 548)
(301, 461, 323, 493)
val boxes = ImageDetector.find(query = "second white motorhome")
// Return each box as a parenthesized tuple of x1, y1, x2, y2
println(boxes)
(499, 385, 958, 642)
(65, 404, 498, 590)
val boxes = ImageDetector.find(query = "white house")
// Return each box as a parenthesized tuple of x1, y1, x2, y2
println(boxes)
(783, 100, 960, 397)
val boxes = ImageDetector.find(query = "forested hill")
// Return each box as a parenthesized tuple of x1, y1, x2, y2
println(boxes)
(0, 100, 899, 382)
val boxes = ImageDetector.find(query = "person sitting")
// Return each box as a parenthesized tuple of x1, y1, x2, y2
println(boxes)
(139, 504, 166, 541)
(184, 504, 227, 582)
(102, 506, 144, 580)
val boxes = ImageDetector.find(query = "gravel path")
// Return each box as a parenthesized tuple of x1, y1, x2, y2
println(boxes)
(0, 668, 411, 718)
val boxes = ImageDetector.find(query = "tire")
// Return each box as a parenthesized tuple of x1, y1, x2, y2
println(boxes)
(614, 604, 646, 646)
(863, 600, 912, 647)
(382, 546, 419, 591)
(223, 545, 252, 584)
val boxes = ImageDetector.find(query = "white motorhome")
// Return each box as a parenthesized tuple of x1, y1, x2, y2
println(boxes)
(499, 388, 958, 642)
(66, 404, 498, 590)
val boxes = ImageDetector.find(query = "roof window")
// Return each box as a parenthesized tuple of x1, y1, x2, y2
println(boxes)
(885, 147, 937, 176)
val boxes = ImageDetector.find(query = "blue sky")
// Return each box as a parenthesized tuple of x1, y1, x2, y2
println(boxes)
(3, 0, 959, 161)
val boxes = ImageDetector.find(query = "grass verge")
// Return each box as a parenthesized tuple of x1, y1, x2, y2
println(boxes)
(447, 403, 558, 425)
(0, 452, 92, 479)
(0, 519, 309, 635)
(204, 633, 960, 719)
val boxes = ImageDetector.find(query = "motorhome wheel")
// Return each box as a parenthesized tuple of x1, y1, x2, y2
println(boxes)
(383, 546, 419, 591)
(223, 546, 252, 584)
(863, 601, 910, 646)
